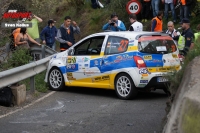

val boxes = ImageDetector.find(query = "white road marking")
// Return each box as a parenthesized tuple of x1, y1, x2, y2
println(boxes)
(0, 91, 56, 119)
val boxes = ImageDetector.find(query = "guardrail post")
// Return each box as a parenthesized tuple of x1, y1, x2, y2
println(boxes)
(30, 76, 35, 93)
(42, 45, 45, 59)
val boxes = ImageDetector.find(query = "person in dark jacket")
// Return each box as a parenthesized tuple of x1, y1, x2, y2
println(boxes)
(179, 18, 194, 56)
(56, 16, 80, 52)
(40, 19, 57, 50)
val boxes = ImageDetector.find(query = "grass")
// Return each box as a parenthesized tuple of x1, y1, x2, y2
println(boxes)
(20, 71, 48, 93)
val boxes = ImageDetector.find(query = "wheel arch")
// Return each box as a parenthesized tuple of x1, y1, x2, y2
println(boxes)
(114, 72, 137, 87)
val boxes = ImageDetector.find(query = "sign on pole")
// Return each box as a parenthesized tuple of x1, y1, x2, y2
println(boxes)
(126, 0, 142, 15)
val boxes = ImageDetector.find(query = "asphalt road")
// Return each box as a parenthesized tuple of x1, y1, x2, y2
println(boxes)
(0, 87, 168, 133)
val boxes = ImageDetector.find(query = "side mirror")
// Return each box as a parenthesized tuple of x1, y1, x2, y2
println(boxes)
(68, 48, 74, 55)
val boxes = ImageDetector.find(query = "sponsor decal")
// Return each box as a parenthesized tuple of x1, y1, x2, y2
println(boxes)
(84, 64, 89, 67)
(84, 70, 96, 76)
(146, 59, 162, 63)
(167, 59, 176, 63)
(139, 68, 151, 74)
(128, 43, 134, 46)
(116, 55, 123, 60)
(68, 56, 76, 63)
(67, 73, 76, 80)
(156, 46, 167, 51)
(140, 80, 148, 83)
(91, 75, 110, 82)
(142, 74, 148, 77)
(66, 64, 78, 70)
(113, 54, 132, 63)
(82, 57, 89, 62)
(123, 54, 132, 59)
(172, 54, 178, 58)
(94, 60, 99, 65)
(143, 55, 152, 60)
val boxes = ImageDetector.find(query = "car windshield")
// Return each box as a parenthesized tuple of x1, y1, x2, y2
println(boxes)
(138, 36, 177, 54)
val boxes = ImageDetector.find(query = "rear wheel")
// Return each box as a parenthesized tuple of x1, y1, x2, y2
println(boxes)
(48, 67, 65, 91)
(115, 73, 138, 100)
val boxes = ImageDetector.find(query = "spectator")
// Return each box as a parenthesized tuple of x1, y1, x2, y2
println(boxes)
(162, 0, 176, 23)
(56, 16, 80, 52)
(128, 13, 143, 31)
(12, 28, 21, 47)
(179, 0, 189, 21)
(165, 21, 180, 45)
(151, 0, 160, 17)
(141, 0, 151, 22)
(102, 13, 126, 31)
(15, 28, 41, 49)
(194, 24, 200, 46)
(179, 18, 194, 56)
(151, 11, 164, 32)
(26, 13, 43, 44)
(40, 19, 57, 50)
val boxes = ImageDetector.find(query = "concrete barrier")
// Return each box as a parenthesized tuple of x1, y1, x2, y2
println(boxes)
(163, 56, 200, 133)
(10, 84, 26, 106)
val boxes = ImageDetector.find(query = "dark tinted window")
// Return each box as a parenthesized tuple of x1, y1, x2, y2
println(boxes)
(138, 36, 177, 54)
(74, 36, 105, 55)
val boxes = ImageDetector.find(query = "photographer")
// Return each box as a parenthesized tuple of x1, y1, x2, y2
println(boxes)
(102, 13, 126, 31)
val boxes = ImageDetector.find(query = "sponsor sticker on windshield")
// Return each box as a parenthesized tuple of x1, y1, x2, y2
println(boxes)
(156, 46, 167, 51)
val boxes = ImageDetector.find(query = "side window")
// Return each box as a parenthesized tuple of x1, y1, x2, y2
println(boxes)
(74, 36, 105, 55)
(74, 39, 90, 55)
(88, 37, 104, 55)
(105, 36, 129, 55)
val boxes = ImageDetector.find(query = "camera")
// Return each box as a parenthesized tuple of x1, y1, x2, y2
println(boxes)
(110, 21, 115, 26)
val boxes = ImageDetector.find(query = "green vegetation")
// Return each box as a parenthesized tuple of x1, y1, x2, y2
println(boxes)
(182, 100, 200, 133)
(0, 48, 32, 71)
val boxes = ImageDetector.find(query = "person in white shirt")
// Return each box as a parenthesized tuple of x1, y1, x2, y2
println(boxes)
(128, 13, 143, 31)
(165, 21, 180, 45)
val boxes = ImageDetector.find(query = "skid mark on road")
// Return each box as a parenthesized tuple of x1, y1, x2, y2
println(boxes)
(46, 100, 64, 111)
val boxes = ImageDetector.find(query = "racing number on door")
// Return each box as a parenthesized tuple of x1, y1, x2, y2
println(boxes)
(118, 40, 129, 52)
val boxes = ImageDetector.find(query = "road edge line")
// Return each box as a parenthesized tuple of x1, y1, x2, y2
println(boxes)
(0, 91, 56, 119)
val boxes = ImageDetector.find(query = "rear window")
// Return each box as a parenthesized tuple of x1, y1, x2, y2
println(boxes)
(138, 36, 177, 54)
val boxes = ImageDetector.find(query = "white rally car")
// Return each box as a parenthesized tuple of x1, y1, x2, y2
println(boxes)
(45, 31, 181, 100)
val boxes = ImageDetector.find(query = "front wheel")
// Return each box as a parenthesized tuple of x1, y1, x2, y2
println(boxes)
(115, 73, 138, 100)
(48, 67, 65, 91)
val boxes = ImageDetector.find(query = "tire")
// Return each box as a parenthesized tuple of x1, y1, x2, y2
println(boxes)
(115, 73, 138, 100)
(48, 67, 65, 91)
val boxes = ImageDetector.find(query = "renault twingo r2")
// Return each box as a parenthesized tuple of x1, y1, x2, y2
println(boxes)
(45, 31, 181, 100)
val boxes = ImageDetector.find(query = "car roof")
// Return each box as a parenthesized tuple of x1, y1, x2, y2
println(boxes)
(92, 31, 169, 40)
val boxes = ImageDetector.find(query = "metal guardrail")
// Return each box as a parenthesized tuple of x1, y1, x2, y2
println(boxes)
(0, 45, 57, 92)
